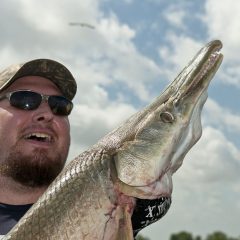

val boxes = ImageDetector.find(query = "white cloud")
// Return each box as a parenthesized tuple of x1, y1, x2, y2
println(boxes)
(96, 14, 163, 101)
(203, 0, 240, 87)
(123, 0, 134, 3)
(0, 47, 23, 69)
(163, 5, 186, 29)
(98, 14, 136, 51)
(177, 126, 240, 184)
(204, 0, 240, 60)
(18, 0, 100, 34)
(158, 33, 203, 80)
(204, 98, 240, 134)
(157, 0, 240, 89)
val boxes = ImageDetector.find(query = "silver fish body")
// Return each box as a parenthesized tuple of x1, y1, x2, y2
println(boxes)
(2, 40, 223, 240)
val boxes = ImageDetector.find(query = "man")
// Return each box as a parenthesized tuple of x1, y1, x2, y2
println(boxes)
(0, 59, 171, 238)
(0, 59, 77, 237)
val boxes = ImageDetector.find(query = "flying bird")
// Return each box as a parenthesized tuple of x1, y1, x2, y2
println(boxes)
(69, 22, 95, 29)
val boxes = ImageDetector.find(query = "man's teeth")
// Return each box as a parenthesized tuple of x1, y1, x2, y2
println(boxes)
(24, 133, 52, 142)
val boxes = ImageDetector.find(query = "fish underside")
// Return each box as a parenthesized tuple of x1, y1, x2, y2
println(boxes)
(3, 40, 223, 240)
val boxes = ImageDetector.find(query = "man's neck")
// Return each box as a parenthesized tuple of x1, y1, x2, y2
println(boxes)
(0, 176, 47, 205)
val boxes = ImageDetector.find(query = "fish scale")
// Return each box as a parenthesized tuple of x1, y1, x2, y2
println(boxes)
(2, 40, 223, 240)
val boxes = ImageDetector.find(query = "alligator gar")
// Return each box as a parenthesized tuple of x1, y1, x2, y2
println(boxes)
(2, 40, 223, 240)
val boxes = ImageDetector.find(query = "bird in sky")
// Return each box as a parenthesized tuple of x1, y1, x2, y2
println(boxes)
(69, 22, 95, 29)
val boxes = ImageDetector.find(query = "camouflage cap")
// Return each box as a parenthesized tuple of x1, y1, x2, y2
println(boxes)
(0, 59, 77, 100)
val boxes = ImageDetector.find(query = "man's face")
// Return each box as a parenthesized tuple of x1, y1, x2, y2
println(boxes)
(0, 76, 71, 187)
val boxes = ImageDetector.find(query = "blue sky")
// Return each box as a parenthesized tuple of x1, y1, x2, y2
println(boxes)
(0, 0, 239, 239)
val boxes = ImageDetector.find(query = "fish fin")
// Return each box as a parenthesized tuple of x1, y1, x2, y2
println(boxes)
(110, 158, 149, 198)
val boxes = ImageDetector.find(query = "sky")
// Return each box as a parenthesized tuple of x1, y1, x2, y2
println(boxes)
(1, 0, 239, 239)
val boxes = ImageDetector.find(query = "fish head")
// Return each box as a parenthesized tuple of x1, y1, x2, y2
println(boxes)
(156, 40, 223, 173)
(111, 40, 223, 198)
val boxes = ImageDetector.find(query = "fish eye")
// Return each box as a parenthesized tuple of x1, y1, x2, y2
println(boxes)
(160, 111, 175, 123)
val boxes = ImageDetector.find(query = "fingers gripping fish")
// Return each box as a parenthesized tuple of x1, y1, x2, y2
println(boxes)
(2, 40, 223, 240)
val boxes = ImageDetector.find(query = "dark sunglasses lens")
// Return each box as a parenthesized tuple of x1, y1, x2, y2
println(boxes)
(48, 96, 73, 116)
(10, 91, 42, 110)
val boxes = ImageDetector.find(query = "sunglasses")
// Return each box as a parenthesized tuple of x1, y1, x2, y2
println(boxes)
(0, 90, 73, 116)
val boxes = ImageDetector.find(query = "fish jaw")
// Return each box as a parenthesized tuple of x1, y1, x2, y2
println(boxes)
(107, 40, 223, 198)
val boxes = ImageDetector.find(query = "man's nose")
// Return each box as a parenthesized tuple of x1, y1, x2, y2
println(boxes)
(32, 102, 54, 122)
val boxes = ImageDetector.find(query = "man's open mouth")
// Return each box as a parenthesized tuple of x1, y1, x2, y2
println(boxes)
(24, 133, 53, 143)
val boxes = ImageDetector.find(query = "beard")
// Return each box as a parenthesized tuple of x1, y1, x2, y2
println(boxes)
(3, 146, 67, 188)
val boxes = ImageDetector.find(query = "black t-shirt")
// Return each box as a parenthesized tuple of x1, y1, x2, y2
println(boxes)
(0, 197, 171, 236)
(132, 197, 171, 237)
(0, 202, 32, 235)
